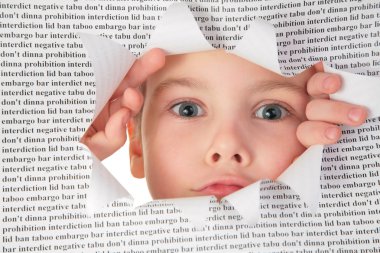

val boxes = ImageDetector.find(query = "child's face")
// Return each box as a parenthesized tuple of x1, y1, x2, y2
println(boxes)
(131, 50, 313, 200)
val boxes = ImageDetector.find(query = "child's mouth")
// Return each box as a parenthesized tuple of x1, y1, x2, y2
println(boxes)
(194, 177, 249, 199)
(198, 184, 243, 198)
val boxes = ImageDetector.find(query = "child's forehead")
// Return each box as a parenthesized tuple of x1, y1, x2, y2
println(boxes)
(159, 50, 279, 78)
(166, 49, 245, 65)
(147, 49, 315, 92)
(165, 50, 296, 78)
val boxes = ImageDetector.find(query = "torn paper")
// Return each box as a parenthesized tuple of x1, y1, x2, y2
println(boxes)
(80, 2, 380, 226)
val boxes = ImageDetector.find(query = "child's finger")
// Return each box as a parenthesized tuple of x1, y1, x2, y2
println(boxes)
(121, 88, 144, 116)
(297, 121, 342, 147)
(312, 61, 324, 72)
(306, 99, 368, 126)
(109, 88, 144, 116)
(89, 102, 111, 133)
(84, 108, 130, 160)
(307, 72, 341, 98)
(112, 48, 166, 99)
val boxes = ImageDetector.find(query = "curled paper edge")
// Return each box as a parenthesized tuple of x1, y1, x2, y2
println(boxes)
(86, 150, 133, 214)
(78, 32, 136, 119)
(79, 2, 380, 226)
(79, 33, 137, 213)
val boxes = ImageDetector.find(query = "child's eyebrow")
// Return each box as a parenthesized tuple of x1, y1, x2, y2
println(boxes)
(152, 78, 305, 98)
(252, 80, 306, 95)
(152, 77, 206, 97)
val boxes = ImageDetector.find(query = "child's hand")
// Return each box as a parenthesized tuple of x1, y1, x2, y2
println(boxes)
(297, 63, 368, 147)
(80, 48, 165, 160)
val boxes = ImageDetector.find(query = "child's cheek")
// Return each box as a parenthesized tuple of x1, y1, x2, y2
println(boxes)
(254, 121, 306, 179)
(142, 114, 202, 198)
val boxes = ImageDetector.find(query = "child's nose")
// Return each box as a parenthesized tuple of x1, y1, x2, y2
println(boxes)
(204, 124, 252, 168)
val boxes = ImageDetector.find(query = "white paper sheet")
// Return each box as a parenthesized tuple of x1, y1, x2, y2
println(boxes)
(86, 150, 133, 214)
(80, 2, 380, 226)
(145, 3, 214, 54)
(232, 19, 282, 75)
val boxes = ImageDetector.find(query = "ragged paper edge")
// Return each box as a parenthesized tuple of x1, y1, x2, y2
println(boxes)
(79, 2, 380, 226)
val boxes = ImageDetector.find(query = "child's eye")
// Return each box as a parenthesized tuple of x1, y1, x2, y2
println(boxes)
(171, 101, 204, 118)
(255, 104, 289, 120)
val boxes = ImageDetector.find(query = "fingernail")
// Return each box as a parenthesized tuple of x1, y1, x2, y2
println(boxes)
(348, 108, 364, 122)
(323, 76, 336, 92)
(325, 127, 340, 140)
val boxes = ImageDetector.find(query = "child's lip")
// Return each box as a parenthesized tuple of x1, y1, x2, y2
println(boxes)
(193, 177, 250, 198)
